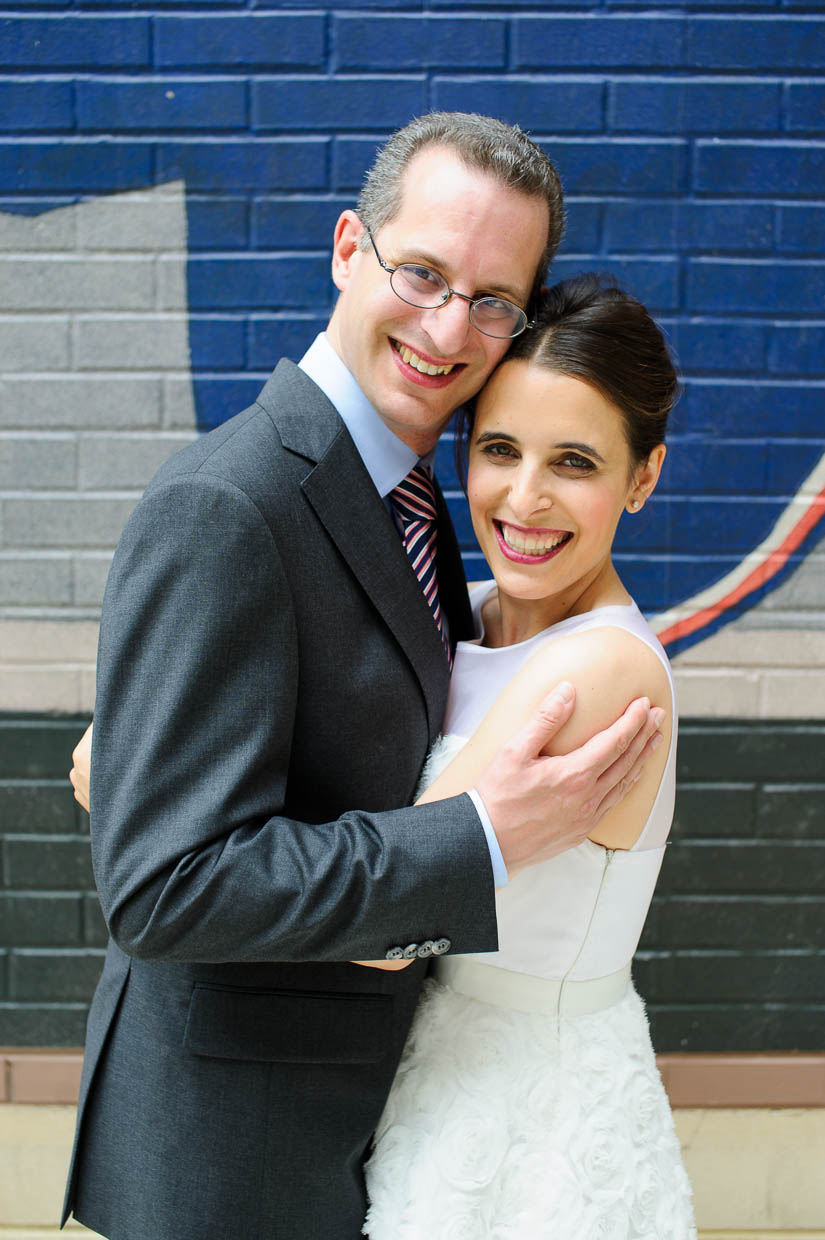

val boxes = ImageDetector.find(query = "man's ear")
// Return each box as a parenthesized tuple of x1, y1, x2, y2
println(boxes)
(331, 210, 363, 293)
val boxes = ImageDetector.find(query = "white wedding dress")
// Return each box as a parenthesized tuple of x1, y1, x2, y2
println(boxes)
(363, 582, 696, 1240)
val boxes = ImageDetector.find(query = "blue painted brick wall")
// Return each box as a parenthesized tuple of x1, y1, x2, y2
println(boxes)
(0, 17, 151, 68)
(334, 16, 508, 70)
(0, 0, 821, 632)
(154, 15, 326, 69)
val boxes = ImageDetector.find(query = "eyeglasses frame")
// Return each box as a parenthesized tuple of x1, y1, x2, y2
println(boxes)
(361, 223, 535, 341)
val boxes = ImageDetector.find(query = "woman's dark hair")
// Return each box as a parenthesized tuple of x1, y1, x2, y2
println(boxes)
(454, 273, 680, 484)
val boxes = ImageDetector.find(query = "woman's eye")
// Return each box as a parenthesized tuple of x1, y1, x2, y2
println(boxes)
(481, 442, 517, 460)
(559, 453, 595, 472)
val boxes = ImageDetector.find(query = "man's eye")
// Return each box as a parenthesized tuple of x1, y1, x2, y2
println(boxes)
(400, 264, 442, 290)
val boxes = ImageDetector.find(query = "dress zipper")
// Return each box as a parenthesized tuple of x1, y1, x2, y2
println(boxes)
(556, 845, 614, 1026)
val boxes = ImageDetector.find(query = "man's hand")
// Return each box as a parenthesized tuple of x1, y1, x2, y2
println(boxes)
(475, 683, 664, 879)
(69, 722, 93, 813)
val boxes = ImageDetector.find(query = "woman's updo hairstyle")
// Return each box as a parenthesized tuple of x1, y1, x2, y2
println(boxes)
(455, 273, 680, 482)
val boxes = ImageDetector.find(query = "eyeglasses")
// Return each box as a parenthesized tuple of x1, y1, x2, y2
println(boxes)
(362, 224, 534, 340)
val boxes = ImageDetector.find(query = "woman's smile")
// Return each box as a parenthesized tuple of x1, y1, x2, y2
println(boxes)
(494, 520, 573, 562)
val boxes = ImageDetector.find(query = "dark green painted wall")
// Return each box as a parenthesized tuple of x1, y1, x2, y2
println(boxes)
(640, 721, 825, 1052)
(1, 715, 823, 1051)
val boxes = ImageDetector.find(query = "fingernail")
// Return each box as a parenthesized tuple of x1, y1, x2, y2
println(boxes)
(651, 707, 666, 728)
(553, 681, 574, 704)
(650, 732, 664, 751)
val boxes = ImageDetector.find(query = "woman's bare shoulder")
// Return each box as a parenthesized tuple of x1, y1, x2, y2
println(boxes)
(516, 624, 674, 849)
(517, 624, 671, 756)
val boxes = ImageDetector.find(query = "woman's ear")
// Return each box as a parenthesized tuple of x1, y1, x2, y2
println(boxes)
(627, 443, 666, 513)
(331, 210, 363, 293)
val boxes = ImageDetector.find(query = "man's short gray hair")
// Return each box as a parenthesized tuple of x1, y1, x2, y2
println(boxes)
(356, 111, 565, 300)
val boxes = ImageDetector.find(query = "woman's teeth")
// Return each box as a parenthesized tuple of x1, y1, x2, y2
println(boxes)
(393, 340, 455, 376)
(500, 523, 570, 555)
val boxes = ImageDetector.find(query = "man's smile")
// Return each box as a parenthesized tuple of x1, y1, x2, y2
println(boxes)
(390, 337, 465, 387)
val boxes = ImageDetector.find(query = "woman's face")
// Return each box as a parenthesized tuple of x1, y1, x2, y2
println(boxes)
(467, 359, 662, 620)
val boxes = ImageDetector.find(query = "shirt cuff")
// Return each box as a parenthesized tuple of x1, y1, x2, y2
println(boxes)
(467, 788, 509, 888)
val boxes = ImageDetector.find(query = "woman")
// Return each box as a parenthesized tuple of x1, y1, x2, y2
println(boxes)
(360, 275, 696, 1238)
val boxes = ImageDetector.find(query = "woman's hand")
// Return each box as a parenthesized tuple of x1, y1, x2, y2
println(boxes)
(351, 959, 413, 971)
(69, 722, 93, 812)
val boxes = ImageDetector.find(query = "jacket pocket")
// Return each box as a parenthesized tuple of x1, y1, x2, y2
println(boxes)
(183, 983, 393, 1064)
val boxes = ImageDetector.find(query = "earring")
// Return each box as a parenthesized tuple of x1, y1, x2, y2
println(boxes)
(630, 499, 641, 511)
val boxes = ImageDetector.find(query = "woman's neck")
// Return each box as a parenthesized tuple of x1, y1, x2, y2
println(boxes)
(481, 563, 631, 649)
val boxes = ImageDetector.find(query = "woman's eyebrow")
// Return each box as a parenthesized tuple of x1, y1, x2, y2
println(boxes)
(475, 430, 519, 445)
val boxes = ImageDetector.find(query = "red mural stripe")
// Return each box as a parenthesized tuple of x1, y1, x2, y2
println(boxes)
(658, 483, 825, 648)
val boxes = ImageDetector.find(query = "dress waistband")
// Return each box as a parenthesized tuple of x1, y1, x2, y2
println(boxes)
(432, 957, 631, 1018)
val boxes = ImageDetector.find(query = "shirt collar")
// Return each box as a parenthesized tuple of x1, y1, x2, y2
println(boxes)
(298, 333, 433, 497)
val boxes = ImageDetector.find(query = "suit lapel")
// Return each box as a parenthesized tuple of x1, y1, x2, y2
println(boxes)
(260, 361, 452, 738)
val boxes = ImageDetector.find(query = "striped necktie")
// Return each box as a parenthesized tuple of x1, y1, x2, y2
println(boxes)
(390, 464, 452, 668)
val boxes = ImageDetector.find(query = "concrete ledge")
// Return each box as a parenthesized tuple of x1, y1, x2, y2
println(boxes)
(4, 1049, 825, 1108)
(3, 1052, 825, 1235)
(675, 1109, 825, 1231)
(1, 1053, 83, 1105)
(0, 1107, 103, 1236)
(1, 1104, 824, 1237)
(0, 1228, 103, 1238)
(659, 1053, 825, 1108)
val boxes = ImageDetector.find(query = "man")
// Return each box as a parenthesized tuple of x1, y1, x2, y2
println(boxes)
(63, 113, 662, 1239)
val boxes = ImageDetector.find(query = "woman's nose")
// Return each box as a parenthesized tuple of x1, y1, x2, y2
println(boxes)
(508, 468, 552, 521)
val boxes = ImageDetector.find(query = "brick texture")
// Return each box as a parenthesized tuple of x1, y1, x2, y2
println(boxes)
(637, 722, 825, 1052)
(334, 17, 507, 71)
(0, 17, 150, 70)
(153, 15, 325, 70)
(1, 716, 821, 1051)
(0, 0, 823, 1049)
(0, 717, 98, 1045)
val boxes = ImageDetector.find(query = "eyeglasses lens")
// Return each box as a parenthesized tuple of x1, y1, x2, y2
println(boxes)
(390, 263, 526, 339)
(471, 301, 526, 338)
(392, 265, 450, 308)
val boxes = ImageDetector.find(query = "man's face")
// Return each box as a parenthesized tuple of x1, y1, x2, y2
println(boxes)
(326, 147, 549, 456)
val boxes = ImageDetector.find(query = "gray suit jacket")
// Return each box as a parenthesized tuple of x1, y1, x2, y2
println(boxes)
(64, 361, 499, 1240)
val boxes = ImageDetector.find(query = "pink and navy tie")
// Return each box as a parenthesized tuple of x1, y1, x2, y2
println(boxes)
(391, 464, 452, 668)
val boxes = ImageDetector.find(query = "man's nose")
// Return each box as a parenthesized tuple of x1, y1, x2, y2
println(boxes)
(420, 295, 473, 356)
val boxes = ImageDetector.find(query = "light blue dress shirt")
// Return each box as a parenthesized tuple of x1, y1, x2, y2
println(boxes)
(299, 333, 508, 888)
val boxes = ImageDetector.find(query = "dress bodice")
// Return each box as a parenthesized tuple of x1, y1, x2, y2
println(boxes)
(424, 581, 678, 984)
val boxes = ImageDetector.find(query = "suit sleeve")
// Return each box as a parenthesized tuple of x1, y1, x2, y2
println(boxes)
(90, 470, 499, 964)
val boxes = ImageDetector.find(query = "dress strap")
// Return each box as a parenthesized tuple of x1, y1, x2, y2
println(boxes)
(433, 957, 631, 1018)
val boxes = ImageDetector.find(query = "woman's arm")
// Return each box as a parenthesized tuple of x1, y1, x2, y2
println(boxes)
(354, 627, 672, 970)
(417, 626, 673, 853)
(69, 723, 93, 811)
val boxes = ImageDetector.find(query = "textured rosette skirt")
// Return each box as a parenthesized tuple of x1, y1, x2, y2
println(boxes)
(363, 974, 696, 1240)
